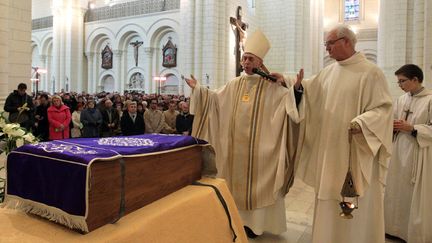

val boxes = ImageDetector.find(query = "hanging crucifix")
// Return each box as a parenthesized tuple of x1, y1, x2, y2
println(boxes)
(130, 40, 143, 67)
(230, 6, 248, 76)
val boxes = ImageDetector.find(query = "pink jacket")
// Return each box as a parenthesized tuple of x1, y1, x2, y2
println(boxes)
(47, 104, 71, 140)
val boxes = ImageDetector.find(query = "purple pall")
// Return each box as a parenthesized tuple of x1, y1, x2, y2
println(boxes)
(3, 134, 209, 232)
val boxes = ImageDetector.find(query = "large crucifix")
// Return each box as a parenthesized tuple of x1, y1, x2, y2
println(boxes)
(230, 6, 248, 76)
(130, 40, 144, 67)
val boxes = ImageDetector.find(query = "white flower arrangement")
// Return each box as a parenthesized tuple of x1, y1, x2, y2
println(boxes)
(0, 111, 38, 203)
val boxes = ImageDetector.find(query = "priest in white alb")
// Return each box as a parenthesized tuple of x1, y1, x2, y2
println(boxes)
(272, 24, 393, 243)
(184, 30, 302, 238)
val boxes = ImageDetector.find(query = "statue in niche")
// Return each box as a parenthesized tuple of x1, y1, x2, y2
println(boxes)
(130, 40, 143, 67)
(128, 72, 144, 89)
(101, 45, 113, 69)
(162, 37, 177, 68)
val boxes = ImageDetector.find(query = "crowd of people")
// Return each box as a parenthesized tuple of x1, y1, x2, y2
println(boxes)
(4, 88, 194, 142)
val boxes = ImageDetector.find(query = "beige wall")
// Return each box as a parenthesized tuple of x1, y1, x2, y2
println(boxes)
(0, 0, 32, 110)
(323, 0, 379, 31)
(32, 0, 51, 19)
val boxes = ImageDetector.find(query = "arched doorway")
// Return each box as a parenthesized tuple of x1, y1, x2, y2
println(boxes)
(162, 74, 179, 94)
(101, 75, 115, 92)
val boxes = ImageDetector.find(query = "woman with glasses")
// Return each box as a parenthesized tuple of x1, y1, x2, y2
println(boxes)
(384, 64, 432, 243)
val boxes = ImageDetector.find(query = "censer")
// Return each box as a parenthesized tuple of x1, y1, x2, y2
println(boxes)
(339, 127, 359, 219)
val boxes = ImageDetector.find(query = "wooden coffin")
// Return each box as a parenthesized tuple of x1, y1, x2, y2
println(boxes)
(4, 135, 211, 233)
(86, 145, 203, 232)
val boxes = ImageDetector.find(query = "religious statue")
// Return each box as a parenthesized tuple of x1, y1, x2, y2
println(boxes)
(130, 40, 143, 67)
(230, 6, 248, 76)
(101, 45, 113, 69)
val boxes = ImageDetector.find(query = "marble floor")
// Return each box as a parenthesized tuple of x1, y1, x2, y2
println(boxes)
(249, 179, 405, 243)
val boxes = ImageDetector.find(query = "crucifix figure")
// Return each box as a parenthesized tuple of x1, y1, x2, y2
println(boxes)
(130, 40, 143, 67)
(230, 6, 248, 76)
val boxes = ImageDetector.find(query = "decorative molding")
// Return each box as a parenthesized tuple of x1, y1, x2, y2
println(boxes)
(32, 16, 53, 30)
(113, 50, 123, 56)
(144, 47, 156, 55)
(85, 0, 180, 23)
(356, 28, 377, 41)
(85, 51, 96, 58)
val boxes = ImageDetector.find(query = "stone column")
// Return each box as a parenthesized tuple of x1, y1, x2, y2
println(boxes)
(84, 51, 94, 93)
(113, 50, 123, 93)
(144, 47, 155, 94)
(38, 55, 47, 92)
(0, 0, 32, 108)
(51, 0, 88, 92)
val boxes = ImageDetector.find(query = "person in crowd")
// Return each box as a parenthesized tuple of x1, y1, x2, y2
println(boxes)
(384, 64, 432, 243)
(162, 101, 179, 134)
(176, 102, 194, 136)
(142, 101, 148, 112)
(115, 102, 123, 118)
(271, 24, 393, 243)
(4, 83, 35, 131)
(71, 103, 84, 138)
(34, 94, 50, 141)
(137, 102, 145, 118)
(100, 99, 120, 137)
(144, 99, 165, 133)
(47, 95, 71, 140)
(120, 100, 145, 136)
(80, 100, 103, 138)
(185, 30, 301, 238)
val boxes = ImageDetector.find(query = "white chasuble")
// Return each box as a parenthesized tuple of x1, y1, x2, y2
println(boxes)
(292, 52, 393, 243)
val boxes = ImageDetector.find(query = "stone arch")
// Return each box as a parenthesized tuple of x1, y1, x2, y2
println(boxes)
(115, 23, 147, 50)
(126, 69, 146, 91)
(40, 33, 53, 56)
(100, 74, 116, 93)
(85, 27, 116, 53)
(98, 70, 115, 92)
(159, 69, 180, 94)
(147, 18, 180, 48)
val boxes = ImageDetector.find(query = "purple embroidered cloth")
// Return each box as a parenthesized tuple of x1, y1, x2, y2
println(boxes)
(6, 134, 207, 218)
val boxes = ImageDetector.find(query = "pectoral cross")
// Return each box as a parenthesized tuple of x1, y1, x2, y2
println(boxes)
(403, 108, 413, 120)
(230, 6, 248, 76)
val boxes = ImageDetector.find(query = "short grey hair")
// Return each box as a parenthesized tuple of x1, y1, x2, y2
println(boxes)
(333, 24, 357, 47)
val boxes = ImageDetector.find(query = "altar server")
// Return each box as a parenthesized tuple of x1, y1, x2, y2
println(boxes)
(385, 64, 432, 243)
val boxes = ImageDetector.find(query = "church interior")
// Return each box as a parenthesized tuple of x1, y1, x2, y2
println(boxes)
(0, 0, 431, 242)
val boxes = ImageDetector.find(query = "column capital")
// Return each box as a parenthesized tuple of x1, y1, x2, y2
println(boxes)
(113, 50, 123, 57)
(144, 47, 156, 55)
(39, 54, 47, 61)
(85, 51, 96, 58)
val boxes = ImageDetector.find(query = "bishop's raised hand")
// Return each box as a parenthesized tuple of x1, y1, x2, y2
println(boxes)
(184, 74, 198, 89)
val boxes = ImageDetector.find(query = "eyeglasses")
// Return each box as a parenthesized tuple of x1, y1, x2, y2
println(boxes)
(324, 37, 345, 47)
(397, 78, 410, 84)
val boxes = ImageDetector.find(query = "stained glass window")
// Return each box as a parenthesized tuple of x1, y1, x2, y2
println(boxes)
(344, 0, 360, 22)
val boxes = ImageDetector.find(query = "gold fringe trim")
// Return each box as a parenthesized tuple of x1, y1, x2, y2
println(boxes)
(1, 195, 89, 232)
